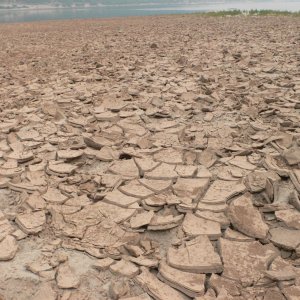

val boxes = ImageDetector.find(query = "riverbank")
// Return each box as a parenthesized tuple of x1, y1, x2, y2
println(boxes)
(0, 2, 300, 23)
(0, 14, 300, 300)
(202, 9, 300, 16)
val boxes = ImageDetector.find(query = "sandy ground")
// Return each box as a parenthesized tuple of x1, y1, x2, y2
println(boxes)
(0, 15, 300, 300)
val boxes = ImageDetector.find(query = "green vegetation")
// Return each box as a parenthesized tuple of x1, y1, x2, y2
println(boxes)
(201, 9, 300, 17)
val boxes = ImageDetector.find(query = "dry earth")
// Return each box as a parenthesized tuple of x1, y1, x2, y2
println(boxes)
(0, 14, 300, 300)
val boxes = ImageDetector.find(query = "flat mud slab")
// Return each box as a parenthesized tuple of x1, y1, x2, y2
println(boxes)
(0, 15, 300, 300)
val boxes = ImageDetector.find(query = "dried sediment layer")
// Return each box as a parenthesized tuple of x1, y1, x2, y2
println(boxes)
(0, 15, 300, 300)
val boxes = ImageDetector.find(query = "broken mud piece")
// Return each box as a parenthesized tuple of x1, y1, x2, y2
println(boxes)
(0, 166, 23, 177)
(175, 165, 198, 178)
(195, 211, 230, 229)
(0, 235, 18, 261)
(282, 146, 300, 166)
(219, 238, 278, 286)
(223, 228, 254, 242)
(182, 213, 221, 240)
(245, 171, 268, 192)
(83, 135, 114, 149)
(264, 268, 296, 281)
(272, 182, 296, 207)
(95, 111, 119, 122)
(138, 178, 172, 193)
(93, 257, 115, 271)
(64, 194, 91, 207)
(109, 279, 130, 300)
(200, 180, 246, 205)
(167, 236, 223, 273)
(8, 182, 42, 193)
(263, 155, 289, 177)
(57, 149, 83, 160)
(208, 274, 241, 297)
(104, 189, 139, 208)
(288, 190, 300, 212)
(144, 163, 178, 180)
(144, 194, 168, 208)
(119, 293, 151, 300)
(0, 177, 10, 188)
(1, 157, 16, 168)
(135, 267, 188, 300)
(84, 146, 117, 162)
(0, 212, 15, 241)
(158, 260, 205, 297)
(83, 219, 137, 248)
(11, 229, 27, 241)
(15, 211, 46, 234)
(228, 194, 269, 239)
(5, 151, 34, 163)
(31, 282, 57, 300)
(128, 256, 159, 268)
(109, 259, 139, 278)
(153, 148, 183, 165)
(61, 239, 106, 258)
(217, 166, 239, 181)
(42, 187, 68, 204)
(275, 209, 300, 230)
(27, 170, 47, 186)
(119, 180, 154, 199)
(109, 159, 140, 179)
(102, 97, 128, 112)
(173, 178, 210, 200)
(269, 227, 300, 250)
(197, 202, 227, 213)
(101, 174, 122, 188)
(263, 288, 286, 300)
(95, 201, 136, 223)
(56, 262, 80, 289)
(98, 146, 120, 161)
(198, 149, 217, 168)
(228, 156, 257, 171)
(130, 211, 154, 229)
(176, 197, 197, 212)
(50, 204, 81, 215)
(148, 213, 183, 230)
(16, 129, 40, 141)
(26, 259, 53, 275)
(282, 285, 300, 300)
(196, 165, 212, 179)
(124, 244, 144, 257)
(134, 157, 161, 174)
(47, 161, 78, 176)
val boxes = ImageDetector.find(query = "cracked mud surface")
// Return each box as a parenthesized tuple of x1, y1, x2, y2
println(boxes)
(0, 15, 300, 300)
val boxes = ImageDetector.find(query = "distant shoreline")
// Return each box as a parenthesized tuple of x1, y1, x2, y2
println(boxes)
(0, 10, 299, 27)
(1, 3, 204, 11)
(0, 3, 299, 12)
(0, 7, 299, 15)
(0, 6, 299, 24)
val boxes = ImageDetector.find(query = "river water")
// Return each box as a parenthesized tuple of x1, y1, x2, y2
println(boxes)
(0, 1, 299, 23)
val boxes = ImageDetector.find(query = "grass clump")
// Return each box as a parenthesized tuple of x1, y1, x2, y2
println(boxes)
(202, 9, 300, 17)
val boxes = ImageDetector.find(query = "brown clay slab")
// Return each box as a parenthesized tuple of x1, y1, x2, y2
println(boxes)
(167, 236, 223, 273)
(219, 238, 278, 286)
(0, 235, 18, 261)
(158, 260, 205, 297)
(173, 178, 210, 200)
(200, 180, 246, 205)
(228, 194, 269, 239)
(135, 267, 188, 300)
(182, 213, 221, 240)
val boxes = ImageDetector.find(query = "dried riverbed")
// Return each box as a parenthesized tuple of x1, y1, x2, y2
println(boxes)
(0, 15, 300, 300)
